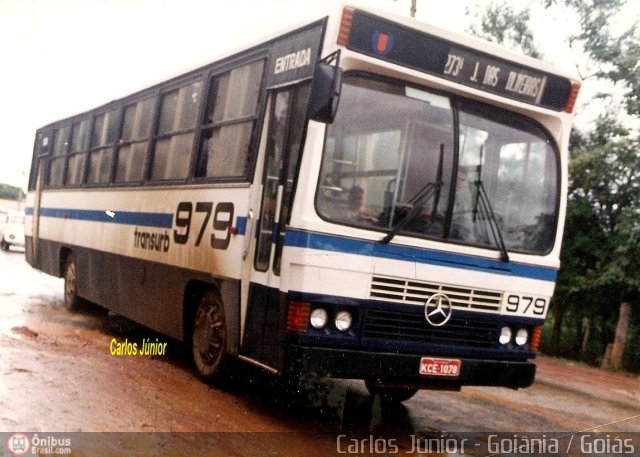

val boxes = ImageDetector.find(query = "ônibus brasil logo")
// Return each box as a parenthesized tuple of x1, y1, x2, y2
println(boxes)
(7, 433, 30, 456)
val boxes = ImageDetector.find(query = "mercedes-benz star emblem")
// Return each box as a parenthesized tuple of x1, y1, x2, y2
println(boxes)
(424, 293, 453, 327)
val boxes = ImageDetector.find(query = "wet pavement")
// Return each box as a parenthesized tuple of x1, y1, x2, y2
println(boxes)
(0, 247, 639, 455)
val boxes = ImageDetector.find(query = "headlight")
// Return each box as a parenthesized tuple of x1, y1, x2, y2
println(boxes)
(309, 308, 329, 329)
(334, 311, 353, 332)
(515, 328, 529, 346)
(499, 326, 512, 345)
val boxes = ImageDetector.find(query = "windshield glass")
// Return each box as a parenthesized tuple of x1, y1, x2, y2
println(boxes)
(315, 76, 559, 254)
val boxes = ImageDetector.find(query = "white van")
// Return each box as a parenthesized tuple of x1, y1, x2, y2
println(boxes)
(1, 211, 25, 251)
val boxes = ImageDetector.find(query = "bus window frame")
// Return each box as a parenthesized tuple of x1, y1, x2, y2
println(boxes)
(148, 74, 205, 184)
(314, 70, 562, 257)
(114, 95, 158, 187)
(192, 54, 269, 185)
(46, 125, 71, 189)
(86, 106, 122, 187)
(35, 53, 275, 192)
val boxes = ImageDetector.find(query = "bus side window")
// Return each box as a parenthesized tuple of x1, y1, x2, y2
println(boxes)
(195, 59, 265, 180)
(87, 108, 120, 185)
(115, 98, 154, 183)
(150, 80, 202, 181)
(65, 119, 91, 186)
(48, 126, 70, 187)
(29, 131, 50, 191)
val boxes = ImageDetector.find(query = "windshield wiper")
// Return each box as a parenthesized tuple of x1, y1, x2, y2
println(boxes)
(472, 179, 510, 262)
(379, 181, 441, 244)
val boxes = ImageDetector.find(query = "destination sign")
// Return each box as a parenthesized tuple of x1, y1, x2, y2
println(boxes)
(345, 10, 572, 111)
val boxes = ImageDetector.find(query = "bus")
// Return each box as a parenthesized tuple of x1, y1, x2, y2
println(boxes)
(25, 5, 580, 403)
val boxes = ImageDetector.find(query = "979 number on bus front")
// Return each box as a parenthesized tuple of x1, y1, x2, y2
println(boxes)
(502, 294, 548, 317)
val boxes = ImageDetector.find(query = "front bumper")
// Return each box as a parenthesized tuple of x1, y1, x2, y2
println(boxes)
(286, 344, 536, 389)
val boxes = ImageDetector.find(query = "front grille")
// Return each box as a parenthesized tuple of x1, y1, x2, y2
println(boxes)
(364, 307, 500, 348)
(370, 275, 502, 312)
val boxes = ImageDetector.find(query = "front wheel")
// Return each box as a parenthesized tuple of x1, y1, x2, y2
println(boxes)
(192, 289, 227, 382)
(365, 380, 418, 403)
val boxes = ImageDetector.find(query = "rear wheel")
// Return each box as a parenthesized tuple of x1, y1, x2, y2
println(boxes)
(365, 380, 418, 403)
(63, 255, 79, 311)
(192, 289, 227, 382)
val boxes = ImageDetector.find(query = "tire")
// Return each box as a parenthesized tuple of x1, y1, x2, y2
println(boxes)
(365, 380, 418, 403)
(63, 255, 80, 311)
(1, 239, 8, 251)
(191, 289, 227, 382)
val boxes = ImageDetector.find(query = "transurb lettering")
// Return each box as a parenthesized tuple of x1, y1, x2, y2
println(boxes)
(505, 71, 546, 99)
(274, 47, 312, 74)
(134, 227, 170, 252)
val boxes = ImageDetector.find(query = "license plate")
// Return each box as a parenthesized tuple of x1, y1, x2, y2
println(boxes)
(419, 357, 461, 377)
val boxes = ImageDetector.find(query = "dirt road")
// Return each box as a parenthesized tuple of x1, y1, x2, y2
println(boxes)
(1, 248, 638, 456)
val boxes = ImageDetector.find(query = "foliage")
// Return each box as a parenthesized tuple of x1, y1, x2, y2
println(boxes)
(466, 1, 542, 58)
(569, 118, 640, 235)
(0, 183, 25, 201)
(467, 0, 640, 372)
(544, 0, 640, 116)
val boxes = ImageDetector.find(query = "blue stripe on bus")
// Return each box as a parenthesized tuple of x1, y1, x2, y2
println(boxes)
(33, 207, 174, 229)
(284, 229, 557, 282)
(235, 216, 247, 236)
(28, 207, 250, 235)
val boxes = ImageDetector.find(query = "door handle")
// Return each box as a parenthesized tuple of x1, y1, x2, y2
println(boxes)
(242, 210, 255, 260)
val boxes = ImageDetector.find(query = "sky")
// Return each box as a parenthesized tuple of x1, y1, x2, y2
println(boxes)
(0, 0, 636, 191)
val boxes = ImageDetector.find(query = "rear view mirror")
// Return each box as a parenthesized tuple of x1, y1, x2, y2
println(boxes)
(308, 52, 342, 123)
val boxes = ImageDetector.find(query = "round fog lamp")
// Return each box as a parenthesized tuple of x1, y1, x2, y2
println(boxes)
(309, 308, 329, 329)
(499, 326, 512, 345)
(515, 328, 529, 346)
(334, 311, 353, 332)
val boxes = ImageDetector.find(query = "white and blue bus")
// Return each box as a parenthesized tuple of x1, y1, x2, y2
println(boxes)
(26, 6, 579, 402)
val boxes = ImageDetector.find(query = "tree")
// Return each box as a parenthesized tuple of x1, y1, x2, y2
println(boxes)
(566, 118, 640, 365)
(0, 183, 25, 201)
(467, 0, 640, 370)
(551, 0, 640, 368)
(466, 1, 542, 59)
(543, 0, 640, 117)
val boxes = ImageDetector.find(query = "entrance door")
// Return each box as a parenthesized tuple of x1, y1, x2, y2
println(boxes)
(31, 161, 44, 264)
(30, 129, 52, 266)
(241, 83, 310, 368)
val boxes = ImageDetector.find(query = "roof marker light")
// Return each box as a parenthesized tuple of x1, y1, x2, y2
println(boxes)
(337, 7, 354, 46)
(564, 82, 581, 113)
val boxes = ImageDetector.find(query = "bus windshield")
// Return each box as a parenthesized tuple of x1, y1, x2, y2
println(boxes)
(316, 75, 559, 254)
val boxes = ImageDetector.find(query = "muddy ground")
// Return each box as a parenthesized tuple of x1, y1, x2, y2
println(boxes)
(0, 248, 638, 456)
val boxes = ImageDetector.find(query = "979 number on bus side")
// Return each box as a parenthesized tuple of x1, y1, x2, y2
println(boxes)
(502, 294, 548, 317)
(173, 201, 234, 250)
